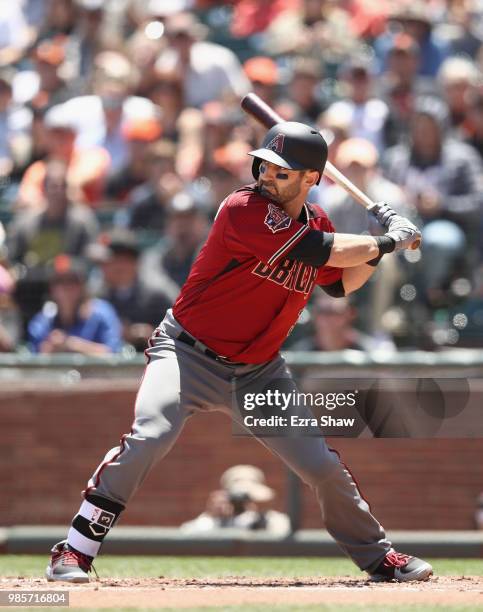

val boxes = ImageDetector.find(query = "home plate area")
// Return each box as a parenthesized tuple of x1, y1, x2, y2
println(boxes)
(2, 576, 482, 608)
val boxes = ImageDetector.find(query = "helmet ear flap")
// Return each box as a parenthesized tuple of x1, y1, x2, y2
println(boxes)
(252, 157, 262, 180)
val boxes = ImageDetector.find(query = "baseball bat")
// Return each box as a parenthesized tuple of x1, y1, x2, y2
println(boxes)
(241, 92, 421, 249)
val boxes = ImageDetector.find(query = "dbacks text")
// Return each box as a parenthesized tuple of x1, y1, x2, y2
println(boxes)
(253, 259, 317, 295)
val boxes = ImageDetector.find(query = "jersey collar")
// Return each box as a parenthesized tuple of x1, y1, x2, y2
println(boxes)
(298, 202, 314, 223)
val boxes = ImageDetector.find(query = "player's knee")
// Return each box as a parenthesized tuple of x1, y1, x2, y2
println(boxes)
(121, 431, 170, 463)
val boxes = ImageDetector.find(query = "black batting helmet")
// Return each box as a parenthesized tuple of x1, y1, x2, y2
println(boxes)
(249, 121, 328, 185)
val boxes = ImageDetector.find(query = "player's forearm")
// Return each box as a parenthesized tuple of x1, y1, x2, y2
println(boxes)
(342, 263, 377, 295)
(326, 234, 381, 267)
(287, 231, 394, 268)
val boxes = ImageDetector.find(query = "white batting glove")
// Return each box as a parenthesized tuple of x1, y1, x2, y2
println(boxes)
(386, 214, 419, 234)
(385, 216, 422, 251)
(368, 201, 399, 229)
(370, 201, 421, 250)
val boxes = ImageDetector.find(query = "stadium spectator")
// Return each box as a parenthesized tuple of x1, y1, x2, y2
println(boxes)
(291, 294, 394, 352)
(230, 0, 298, 39)
(0, 71, 32, 182)
(379, 34, 422, 148)
(342, 0, 388, 40)
(378, 34, 438, 148)
(63, 51, 160, 174)
(10, 106, 49, 184)
(0, 2, 33, 67)
(374, 3, 449, 78)
(435, 0, 483, 59)
(382, 96, 483, 303)
(13, 38, 73, 111)
(15, 102, 110, 210)
(123, 139, 183, 233)
(437, 56, 480, 132)
(78, 77, 132, 174)
(286, 57, 326, 124)
(264, 0, 358, 63)
(28, 253, 122, 354)
(104, 116, 162, 204)
(64, 0, 108, 85)
(140, 191, 209, 294)
(210, 140, 254, 207)
(381, 34, 423, 95)
(197, 101, 244, 177)
(146, 66, 184, 141)
(155, 12, 250, 108)
(325, 58, 389, 151)
(38, 0, 78, 40)
(23, 0, 49, 33)
(7, 159, 99, 330)
(317, 105, 350, 167)
(8, 159, 99, 266)
(126, 15, 168, 99)
(318, 138, 410, 338)
(320, 138, 409, 235)
(88, 229, 172, 351)
(180, 464, 290, 536)
(243, 56, 279, 107)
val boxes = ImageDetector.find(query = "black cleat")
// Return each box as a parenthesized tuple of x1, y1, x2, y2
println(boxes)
(369, 550, 433, 582)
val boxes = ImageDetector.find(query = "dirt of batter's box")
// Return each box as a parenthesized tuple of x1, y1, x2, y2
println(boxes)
(1, 576, 482, 608)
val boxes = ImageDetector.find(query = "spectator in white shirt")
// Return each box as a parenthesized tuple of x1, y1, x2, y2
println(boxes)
(325, 59, 389, 152)
(155, 12, 250, 109)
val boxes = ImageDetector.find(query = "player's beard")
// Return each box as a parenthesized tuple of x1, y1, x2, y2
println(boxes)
(259, 174, 303, 205)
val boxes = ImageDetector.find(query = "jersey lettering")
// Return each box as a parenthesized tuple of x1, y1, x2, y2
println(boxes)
(283, 260, 301, 291)
(252, 261, 272, 278)
(294, 262, 311, 294)
(269, 257, 295, 284)
(252, 258, 318, 295)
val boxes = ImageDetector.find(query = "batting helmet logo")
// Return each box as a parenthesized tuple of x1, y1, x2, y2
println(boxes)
(264, 202, 292, 233)
(266, 133, 285, 154)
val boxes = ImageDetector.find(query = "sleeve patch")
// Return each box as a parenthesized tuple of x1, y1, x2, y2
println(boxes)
(264, 202, 292, 233)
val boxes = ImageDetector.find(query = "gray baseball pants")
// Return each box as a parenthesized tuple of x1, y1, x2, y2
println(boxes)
(86, 310, 391, 571)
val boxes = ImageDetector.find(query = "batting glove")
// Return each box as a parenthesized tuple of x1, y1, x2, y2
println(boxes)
(386, 214, 419, 234)
(368, 201, 399, 229)
(385, 225, 422, 251)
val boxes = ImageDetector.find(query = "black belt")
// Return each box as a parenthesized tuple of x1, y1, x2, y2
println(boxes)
(177, 331, 245, 366)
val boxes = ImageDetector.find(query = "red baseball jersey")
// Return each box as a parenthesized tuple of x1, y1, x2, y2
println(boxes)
(173, 185, 342, 363)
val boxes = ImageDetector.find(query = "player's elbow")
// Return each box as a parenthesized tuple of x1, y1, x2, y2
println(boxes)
(321, 279, 346, 298)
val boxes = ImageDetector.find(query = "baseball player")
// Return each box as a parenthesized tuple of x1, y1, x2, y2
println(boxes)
(46, 122, 432, 583)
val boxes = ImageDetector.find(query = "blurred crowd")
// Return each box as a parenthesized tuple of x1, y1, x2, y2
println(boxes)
(1, 0, 483, 355)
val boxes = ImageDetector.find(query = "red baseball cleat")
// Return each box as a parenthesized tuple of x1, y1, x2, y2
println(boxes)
(369, 550, 433, 582)
(45, 540, 94, 583)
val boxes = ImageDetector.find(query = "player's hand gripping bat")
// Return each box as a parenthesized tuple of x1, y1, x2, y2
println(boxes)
(241, 93, 421, 250)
